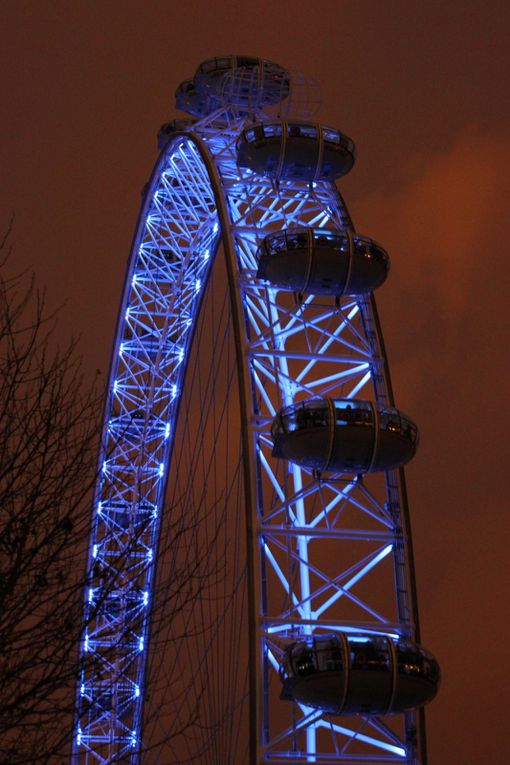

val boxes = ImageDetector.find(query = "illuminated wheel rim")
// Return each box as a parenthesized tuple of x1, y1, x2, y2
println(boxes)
(72, 95, 427, 764)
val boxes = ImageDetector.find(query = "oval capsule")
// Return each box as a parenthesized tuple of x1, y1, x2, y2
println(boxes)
(271, 398, 418, 473)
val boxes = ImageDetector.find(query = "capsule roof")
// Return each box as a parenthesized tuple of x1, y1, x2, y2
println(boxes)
(175, 56, 290, 116)
(174, 79, 214, 117)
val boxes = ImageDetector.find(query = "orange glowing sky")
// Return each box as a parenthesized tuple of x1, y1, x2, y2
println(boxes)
(2, 2, 509, 762)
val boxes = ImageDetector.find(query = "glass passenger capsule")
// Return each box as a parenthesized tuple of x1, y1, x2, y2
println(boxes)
(236, 121, 355, 182)
(193, 55, 290, 108)
(271, 398, 418, 473)
(175, 79, 218, 117)
(257, 227, 389, 295)
(280, 633, 440, 715)
(157, 119, 196, 150)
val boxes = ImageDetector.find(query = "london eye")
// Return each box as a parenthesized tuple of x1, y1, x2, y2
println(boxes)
(72, 55, 440, 765)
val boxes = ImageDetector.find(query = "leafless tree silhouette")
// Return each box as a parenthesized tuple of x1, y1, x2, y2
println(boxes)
(0, 218, 101, 764)
(0, 218, 234, 765)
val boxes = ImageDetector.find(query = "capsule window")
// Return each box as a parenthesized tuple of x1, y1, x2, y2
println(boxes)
(266, 233, 286, 255)
(270, 413, 286, 439)
(337, 135, 354, 152)
(370, 245, 387, 265)
(282, 409, 299, 433)
(263, 123, 282, 138)
(280, 401, 328, 433)
(286, 231, 307, 250)
(379, 409, 402, 434)
(244, 128, 256, 143)
(349, 638, 371, 670)
(335, 233, 350, 252)
(286, 411, 301, 433)
(293, 646, 316, 677)
(303, 409, 328, 430)
(334, 400, 373, 426)
(315, 637, 344, 672)
(284, 232, 299, 249)
(349, 636, 390, 672)
(297, 124, 317, 139)
(402, 417, 418, 444)
(379, 409, 417, 444)
(353, 236, 372, 258)
(418, 649, 440, 684)
(396, 643, 422, 677)
(323, 128, 340, 144)
(314, 230, 338, 248)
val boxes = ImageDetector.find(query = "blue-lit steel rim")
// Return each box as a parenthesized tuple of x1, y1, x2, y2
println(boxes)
(72, 64, 428, 765)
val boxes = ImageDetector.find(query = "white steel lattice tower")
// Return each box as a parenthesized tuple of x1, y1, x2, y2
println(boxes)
(72, 56, 439, 765)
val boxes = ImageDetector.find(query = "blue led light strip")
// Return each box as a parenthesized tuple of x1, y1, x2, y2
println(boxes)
(192, 113, 418, 761)
(72, 99, 423, 763)
(72, 138, 219, 764)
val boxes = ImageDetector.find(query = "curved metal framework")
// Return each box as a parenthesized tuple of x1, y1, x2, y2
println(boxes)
(72, 61, 429, 765)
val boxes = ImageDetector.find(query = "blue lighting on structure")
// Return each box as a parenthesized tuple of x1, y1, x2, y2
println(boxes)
(315, 719, 406, 758)
(72, 70, 420, 765)
(315, 545, 393, 617)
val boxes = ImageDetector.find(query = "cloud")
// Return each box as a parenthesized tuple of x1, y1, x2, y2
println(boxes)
(355, 130, 510, 765)
(353, 127, 510, 408)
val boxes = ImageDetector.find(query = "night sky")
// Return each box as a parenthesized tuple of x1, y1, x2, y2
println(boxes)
(2, 2, 510, 762)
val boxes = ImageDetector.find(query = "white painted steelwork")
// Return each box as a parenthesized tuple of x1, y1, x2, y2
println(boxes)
(72, 63, 426, 765)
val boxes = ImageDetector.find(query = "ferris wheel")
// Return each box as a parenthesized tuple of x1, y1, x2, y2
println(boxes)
(72, 56, 440, 765)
